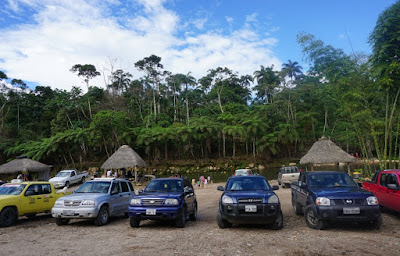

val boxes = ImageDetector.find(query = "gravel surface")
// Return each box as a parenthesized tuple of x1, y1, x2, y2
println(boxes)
(1, 180, 400, 256)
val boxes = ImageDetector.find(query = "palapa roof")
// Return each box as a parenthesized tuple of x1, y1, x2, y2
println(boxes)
(101, 145, 146, 170)
(300, 137, 356, 165)
(0, 157, 52, 174)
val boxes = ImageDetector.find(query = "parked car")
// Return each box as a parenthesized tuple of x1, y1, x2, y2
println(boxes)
(128, 178, 197, 228)
(49, 169, 89, 188)
(363, 170, 400, 212)
(233, 169, 254, 176)
(278, 166, 300, 188)
(0, 182, 70, 227)
(291, 171, 381, 230)
(216, 175, 283, 230)
(51, 178, 134, 226)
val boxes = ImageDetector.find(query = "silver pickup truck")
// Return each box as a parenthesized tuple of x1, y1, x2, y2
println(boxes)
(278, 166, 300, 188)
(51, 178, 135, 226)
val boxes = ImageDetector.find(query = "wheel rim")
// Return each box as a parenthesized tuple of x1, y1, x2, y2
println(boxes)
(307, 209, 318, 225)
(276, 212, 283, 226)
(100, 209, 108, 223)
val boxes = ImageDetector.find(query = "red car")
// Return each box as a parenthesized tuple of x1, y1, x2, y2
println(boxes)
(363, 170, 400, 212)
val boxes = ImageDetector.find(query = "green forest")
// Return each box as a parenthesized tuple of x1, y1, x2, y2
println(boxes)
(1, 2, 400, 177)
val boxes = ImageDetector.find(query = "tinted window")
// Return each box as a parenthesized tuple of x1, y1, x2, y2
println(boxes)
(111, 182, 121, 194)
(121, 182, 129, 192)
(145, 180, 183, 192)
(380, 174, 388, 186)
(226, 178, 270, 191)
(309, 173, 357, 188)
(127, 182, 134, 192)
(25, 184, 41, 195)
(387, 174, 398, 186)
(41, 184, 51, 194)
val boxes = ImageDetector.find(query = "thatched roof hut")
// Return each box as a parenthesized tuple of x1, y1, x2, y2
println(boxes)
(0, 156, 52, 180)
(101, 145, 146, 170)
(300, 136, 356, 172)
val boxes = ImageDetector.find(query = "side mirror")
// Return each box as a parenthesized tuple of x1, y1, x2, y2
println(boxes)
(138, 189, 143, 194)
(358, 183, 363, 188)
(184, 187, 194, 193)
(25, 190, 35, 196)
(387, 184, 399, 190)
(217, 186, 224, 191)
(272, 185, 279, 191)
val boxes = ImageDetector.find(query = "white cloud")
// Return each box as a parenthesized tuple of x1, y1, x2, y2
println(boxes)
(0, 0, 281, 91)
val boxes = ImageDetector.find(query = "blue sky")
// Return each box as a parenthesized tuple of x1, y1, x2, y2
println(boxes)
(0, 0, 397, 91)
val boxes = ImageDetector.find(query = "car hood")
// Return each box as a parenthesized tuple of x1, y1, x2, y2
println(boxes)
(49, 177, 66, 182)
(312, 187, 373, 199)
(58, 193, 108, 201)
(0, 195, 18, 201)
(134, 192, 183, 199)
(223, 190, 275, 202)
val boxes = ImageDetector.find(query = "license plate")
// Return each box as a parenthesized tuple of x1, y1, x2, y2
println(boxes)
(245, 205, 257, 212)
(146, 209, 156, 215)
(63, 210, 75, 216)
(343, 207, 360, 214)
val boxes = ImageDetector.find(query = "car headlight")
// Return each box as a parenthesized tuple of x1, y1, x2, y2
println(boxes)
(316, 197, 330, 206)
(221, 195, 233, 204)
(366, 196, 378, 205)
(130, 198, 141, 205)
(268, 195, 279, 204)
(81, 200, 95, 206)
(54, 200, 64, 206)
(164, 199, 179, 205)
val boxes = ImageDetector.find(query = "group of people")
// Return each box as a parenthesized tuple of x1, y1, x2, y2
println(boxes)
(195, 175, 211, 188)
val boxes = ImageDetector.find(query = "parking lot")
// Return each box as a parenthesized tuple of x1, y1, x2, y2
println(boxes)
(0, 181, 399, 256)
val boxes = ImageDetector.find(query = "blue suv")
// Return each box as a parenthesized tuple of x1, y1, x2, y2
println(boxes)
(128, 178, 197, 228)
(217, 175, 283, 229)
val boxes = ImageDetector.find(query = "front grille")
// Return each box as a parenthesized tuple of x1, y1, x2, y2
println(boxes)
(64, 200, 82, 206)
(238, 198, 263, 204)
(142, 199, 164, 206)
(332, 199, 365, 206)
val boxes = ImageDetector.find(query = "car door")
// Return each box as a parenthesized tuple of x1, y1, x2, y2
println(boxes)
(109, 181, 123, 214)
(183, 179, 195, 213)
(70, 171, 79, 184)
(119, 181, 133, 213)
(21, 184, 43, 214)
(297, 173, 308, 207)
(385, 174, 400, 211)
(376, 173, 389, 207)
(40, 183, 56, 212)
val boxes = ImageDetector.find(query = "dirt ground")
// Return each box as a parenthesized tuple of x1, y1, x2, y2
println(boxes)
(1, 180, 400, 256)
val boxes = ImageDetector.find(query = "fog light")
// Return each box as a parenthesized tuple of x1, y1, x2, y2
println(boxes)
(227, 205, 232, 210)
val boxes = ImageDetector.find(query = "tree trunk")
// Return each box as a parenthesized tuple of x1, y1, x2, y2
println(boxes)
(222, 131, 226, 159)
(186, 84, 190, 125)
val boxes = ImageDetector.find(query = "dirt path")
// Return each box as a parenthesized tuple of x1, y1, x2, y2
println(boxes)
(0, 181, 400, 256)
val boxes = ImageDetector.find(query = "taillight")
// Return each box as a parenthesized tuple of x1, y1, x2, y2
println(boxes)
(248, 170, 251, 175)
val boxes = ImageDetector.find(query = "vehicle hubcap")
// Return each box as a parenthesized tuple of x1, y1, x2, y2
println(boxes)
(101, 210, 108, 223)
(307, 210, 317, 225)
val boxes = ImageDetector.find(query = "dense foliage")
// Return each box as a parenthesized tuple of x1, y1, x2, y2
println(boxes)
(1, 2, 400, 174)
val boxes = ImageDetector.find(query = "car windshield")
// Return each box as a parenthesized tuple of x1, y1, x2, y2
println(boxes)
(55, 172, 70, 177)
(226, 178, 270, 191)
(0, 184, 26, 195)
(144, 180, 183, 193)
(76, 181, 110, 193)
(309, 173, 357, 188)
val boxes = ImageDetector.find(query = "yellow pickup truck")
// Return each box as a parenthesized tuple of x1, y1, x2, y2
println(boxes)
(0, 182, 70, 227)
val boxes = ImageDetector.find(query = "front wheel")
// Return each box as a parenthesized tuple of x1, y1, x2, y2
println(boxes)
(304, 205, 326, 230)
(94, 205, 109, 226)
(189, 204, 197, 221)
(292, 198, 303, 215)
(371, 214, 382, 229)
(55, 218, 70, 226)
(65, 181, 70, 189)
(129, 217, 140, 227)
(269, 210, 283, 230)
(216, 211, 232, 228)
(0, 207, 18, 227)
(81, 177, 86, 183)
(175, 208, 186, 228)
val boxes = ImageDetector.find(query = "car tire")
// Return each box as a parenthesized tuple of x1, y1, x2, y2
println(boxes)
(304, 205, 326, 230)
(216, 211, 232, 228)
(94, 205, 109, 226)
(55, 218, 70, 226)
(189, 204, 197, 221)
(371, 214, 382, 229)
(269, 210, 283, 230)
(65, 181, 70, 189)
(0, 207, 18, 227)
(129, 217, 140, 228)
(175, 208, 186, 228)
(81, 177, 86, 183)
(292, 198, 303, 215)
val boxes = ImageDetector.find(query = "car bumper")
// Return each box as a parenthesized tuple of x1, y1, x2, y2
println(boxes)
(51, 183, 65, 188)
(128, 206, 181, 220)
(51, 207, 99, 219)
(220, 203, 281, 224)
(315, 205, 381, 221)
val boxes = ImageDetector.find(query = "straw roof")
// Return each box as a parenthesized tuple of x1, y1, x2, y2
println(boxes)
(101, 145, 146, 170)
(300, 137, 356, 165)
(0, 157, 52, 174)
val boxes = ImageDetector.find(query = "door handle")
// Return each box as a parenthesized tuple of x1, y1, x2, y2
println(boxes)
(36, 197, 42, 199)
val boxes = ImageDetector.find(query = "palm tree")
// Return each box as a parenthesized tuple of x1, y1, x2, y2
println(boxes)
(181, 72, 196, 125)
(253, 65, 280, 104)
(282, 60, 303, 84)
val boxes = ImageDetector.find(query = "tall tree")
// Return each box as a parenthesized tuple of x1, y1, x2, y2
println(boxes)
(282, 60, 303, 86)
(70, 64, 101, 118)
(253, 65, 280, 104)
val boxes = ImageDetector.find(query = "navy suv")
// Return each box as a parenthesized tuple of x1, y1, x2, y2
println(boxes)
(217, 175, 283, 229)
(128, 178, 197, 228)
